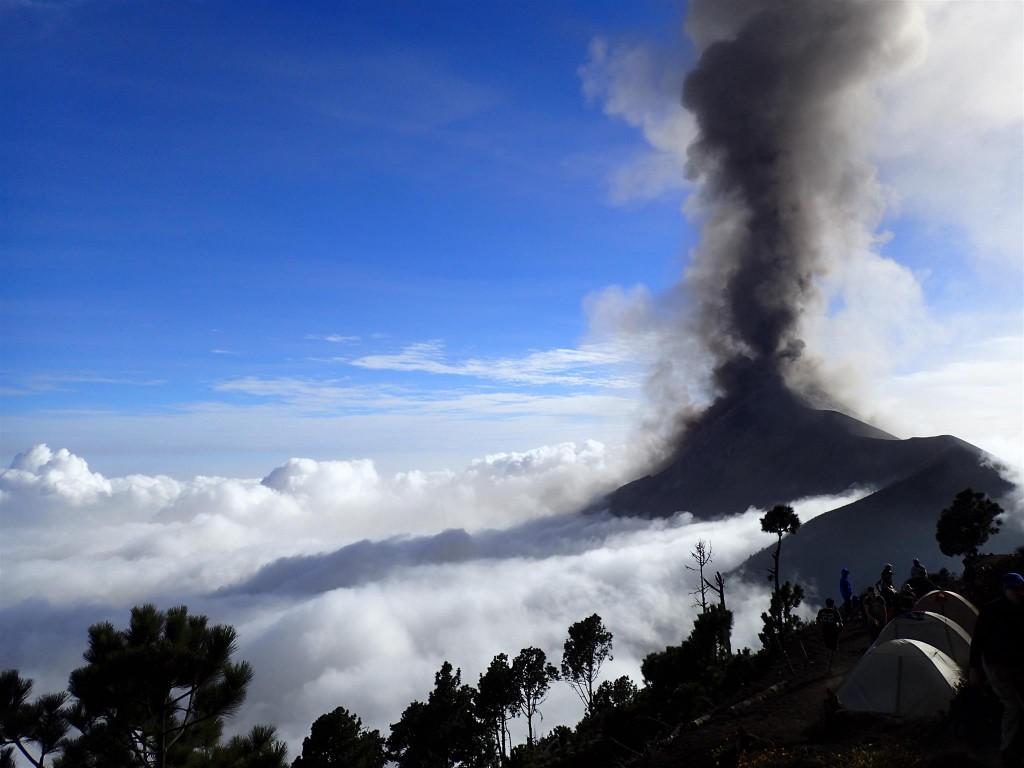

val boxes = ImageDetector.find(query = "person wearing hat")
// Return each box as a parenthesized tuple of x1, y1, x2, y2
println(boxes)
(970, 571, 1024, 767)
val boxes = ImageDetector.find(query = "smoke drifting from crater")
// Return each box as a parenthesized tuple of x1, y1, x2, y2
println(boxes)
(681, 0, 923, 399)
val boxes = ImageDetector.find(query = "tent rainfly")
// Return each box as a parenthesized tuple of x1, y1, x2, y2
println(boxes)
(836, 639, 962, 717)
(874, 610, 972, 670)
(912, 590, 978, 637)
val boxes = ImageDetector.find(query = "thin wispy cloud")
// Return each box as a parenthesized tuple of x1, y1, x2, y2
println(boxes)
(349, 340, 638, 388)
(305, 334, 362, 343)
(5, 373, 167, 394)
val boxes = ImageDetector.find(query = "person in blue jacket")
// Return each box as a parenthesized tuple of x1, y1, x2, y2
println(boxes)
(839, 568, 853, 619)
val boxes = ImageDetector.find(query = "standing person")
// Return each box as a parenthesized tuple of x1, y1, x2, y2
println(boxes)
(910, 558, 927, 581)
(897, 582, 916, 616)
(963, 558, 977, 601)
(876, 564, 897, 615)
(909, 558, 935, 597)
(816, 598, 844, 674)
(839, 568, 854, 619)
(970, 572, 1024, 768)
(862, 586, 888, 645)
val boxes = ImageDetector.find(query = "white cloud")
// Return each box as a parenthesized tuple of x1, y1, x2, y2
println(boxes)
(0, 445, 866, 758)
(578, 37, 696, 205)
(347, 339, 635, 388)
(305, 334, 362, 344)
(874, 1, 1024, 268)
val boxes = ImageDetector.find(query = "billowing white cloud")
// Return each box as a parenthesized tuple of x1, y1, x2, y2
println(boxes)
(874, 1, 1024, 268)
(578, 37, 696, 204)
(1, 444, 866, 758)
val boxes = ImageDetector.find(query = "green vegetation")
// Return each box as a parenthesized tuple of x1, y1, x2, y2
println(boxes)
(758, 506, 805, 657)
(1, 605, 286, 768)
(559, 615, 613, 718)
(8, 490, 1008, 767)
(935, 487, 1004, 559)
(291, 707, 384, 768)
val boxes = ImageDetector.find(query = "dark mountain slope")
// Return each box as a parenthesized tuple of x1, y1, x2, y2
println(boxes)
(737, 438, 1019, 597)
(594, 376, 1009, 521)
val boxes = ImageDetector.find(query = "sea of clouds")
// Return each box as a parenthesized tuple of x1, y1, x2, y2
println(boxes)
(1, 442, 870, 755)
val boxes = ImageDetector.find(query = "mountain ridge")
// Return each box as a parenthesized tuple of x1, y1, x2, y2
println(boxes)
(588, 375, 1022, 588)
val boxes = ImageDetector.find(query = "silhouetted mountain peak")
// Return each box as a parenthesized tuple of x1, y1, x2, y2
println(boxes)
(594, 375, 995, 521)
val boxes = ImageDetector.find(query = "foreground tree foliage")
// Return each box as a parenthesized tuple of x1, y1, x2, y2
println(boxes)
(386, 662, 488, 768)
(510, 649, 559, 748)
(641, 604, 758, 722)
(2, 605, 286, 768)
(205, 724, 289, 768)
(591, 676, 638, 717)
(760, 505, 801, 593)
(476, 655, 516, 765)
(291, 707, 384, 768)
(64, 603, 254, 768)
(560, 615, 613, 718)
(758, 505, 805, 653)
(0, 670, 69, 768)
(935, 487, 1003, 558)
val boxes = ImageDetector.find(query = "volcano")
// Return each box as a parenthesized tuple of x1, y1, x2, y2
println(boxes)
(591, 373, 1019, 594)
(586, 0, 1024, 595)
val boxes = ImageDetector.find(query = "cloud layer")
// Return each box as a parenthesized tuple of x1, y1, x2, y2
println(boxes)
(1, 444, 868, 755)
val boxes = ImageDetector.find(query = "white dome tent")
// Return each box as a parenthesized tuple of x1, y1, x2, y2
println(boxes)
(836, 639, 963, 717)
(873, 610, 972, 670)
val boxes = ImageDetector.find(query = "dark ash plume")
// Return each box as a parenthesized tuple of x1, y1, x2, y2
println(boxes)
(680, 0, 919, 398)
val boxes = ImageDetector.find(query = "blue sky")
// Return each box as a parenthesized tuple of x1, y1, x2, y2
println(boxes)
(1, 1, 1022, 758)
(2, 0, 1022, 479)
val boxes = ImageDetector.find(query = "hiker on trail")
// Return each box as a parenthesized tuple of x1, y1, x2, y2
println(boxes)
(816, 598, 844, 674)
(839, 568, 854, 619)
(876, 564, 898, 614)
(862, 586, 888, 644)
(970, 572, 1024, 768)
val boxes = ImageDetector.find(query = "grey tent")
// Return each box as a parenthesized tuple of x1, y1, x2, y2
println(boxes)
(836, 639, 962, 717)
(874, 610, 971, 670)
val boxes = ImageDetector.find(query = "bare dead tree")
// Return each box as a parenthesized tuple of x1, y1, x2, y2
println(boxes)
(686, 540, 713, 613)
(704, 570, 730, 654)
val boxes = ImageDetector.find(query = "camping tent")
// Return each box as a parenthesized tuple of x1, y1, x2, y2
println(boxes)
(874, 611, 972, 670)
(836, 639, 962, 717)
(912, 590, 977, 637)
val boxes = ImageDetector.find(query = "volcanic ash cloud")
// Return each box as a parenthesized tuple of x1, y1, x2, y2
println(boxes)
(680, 0, 924, 400)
